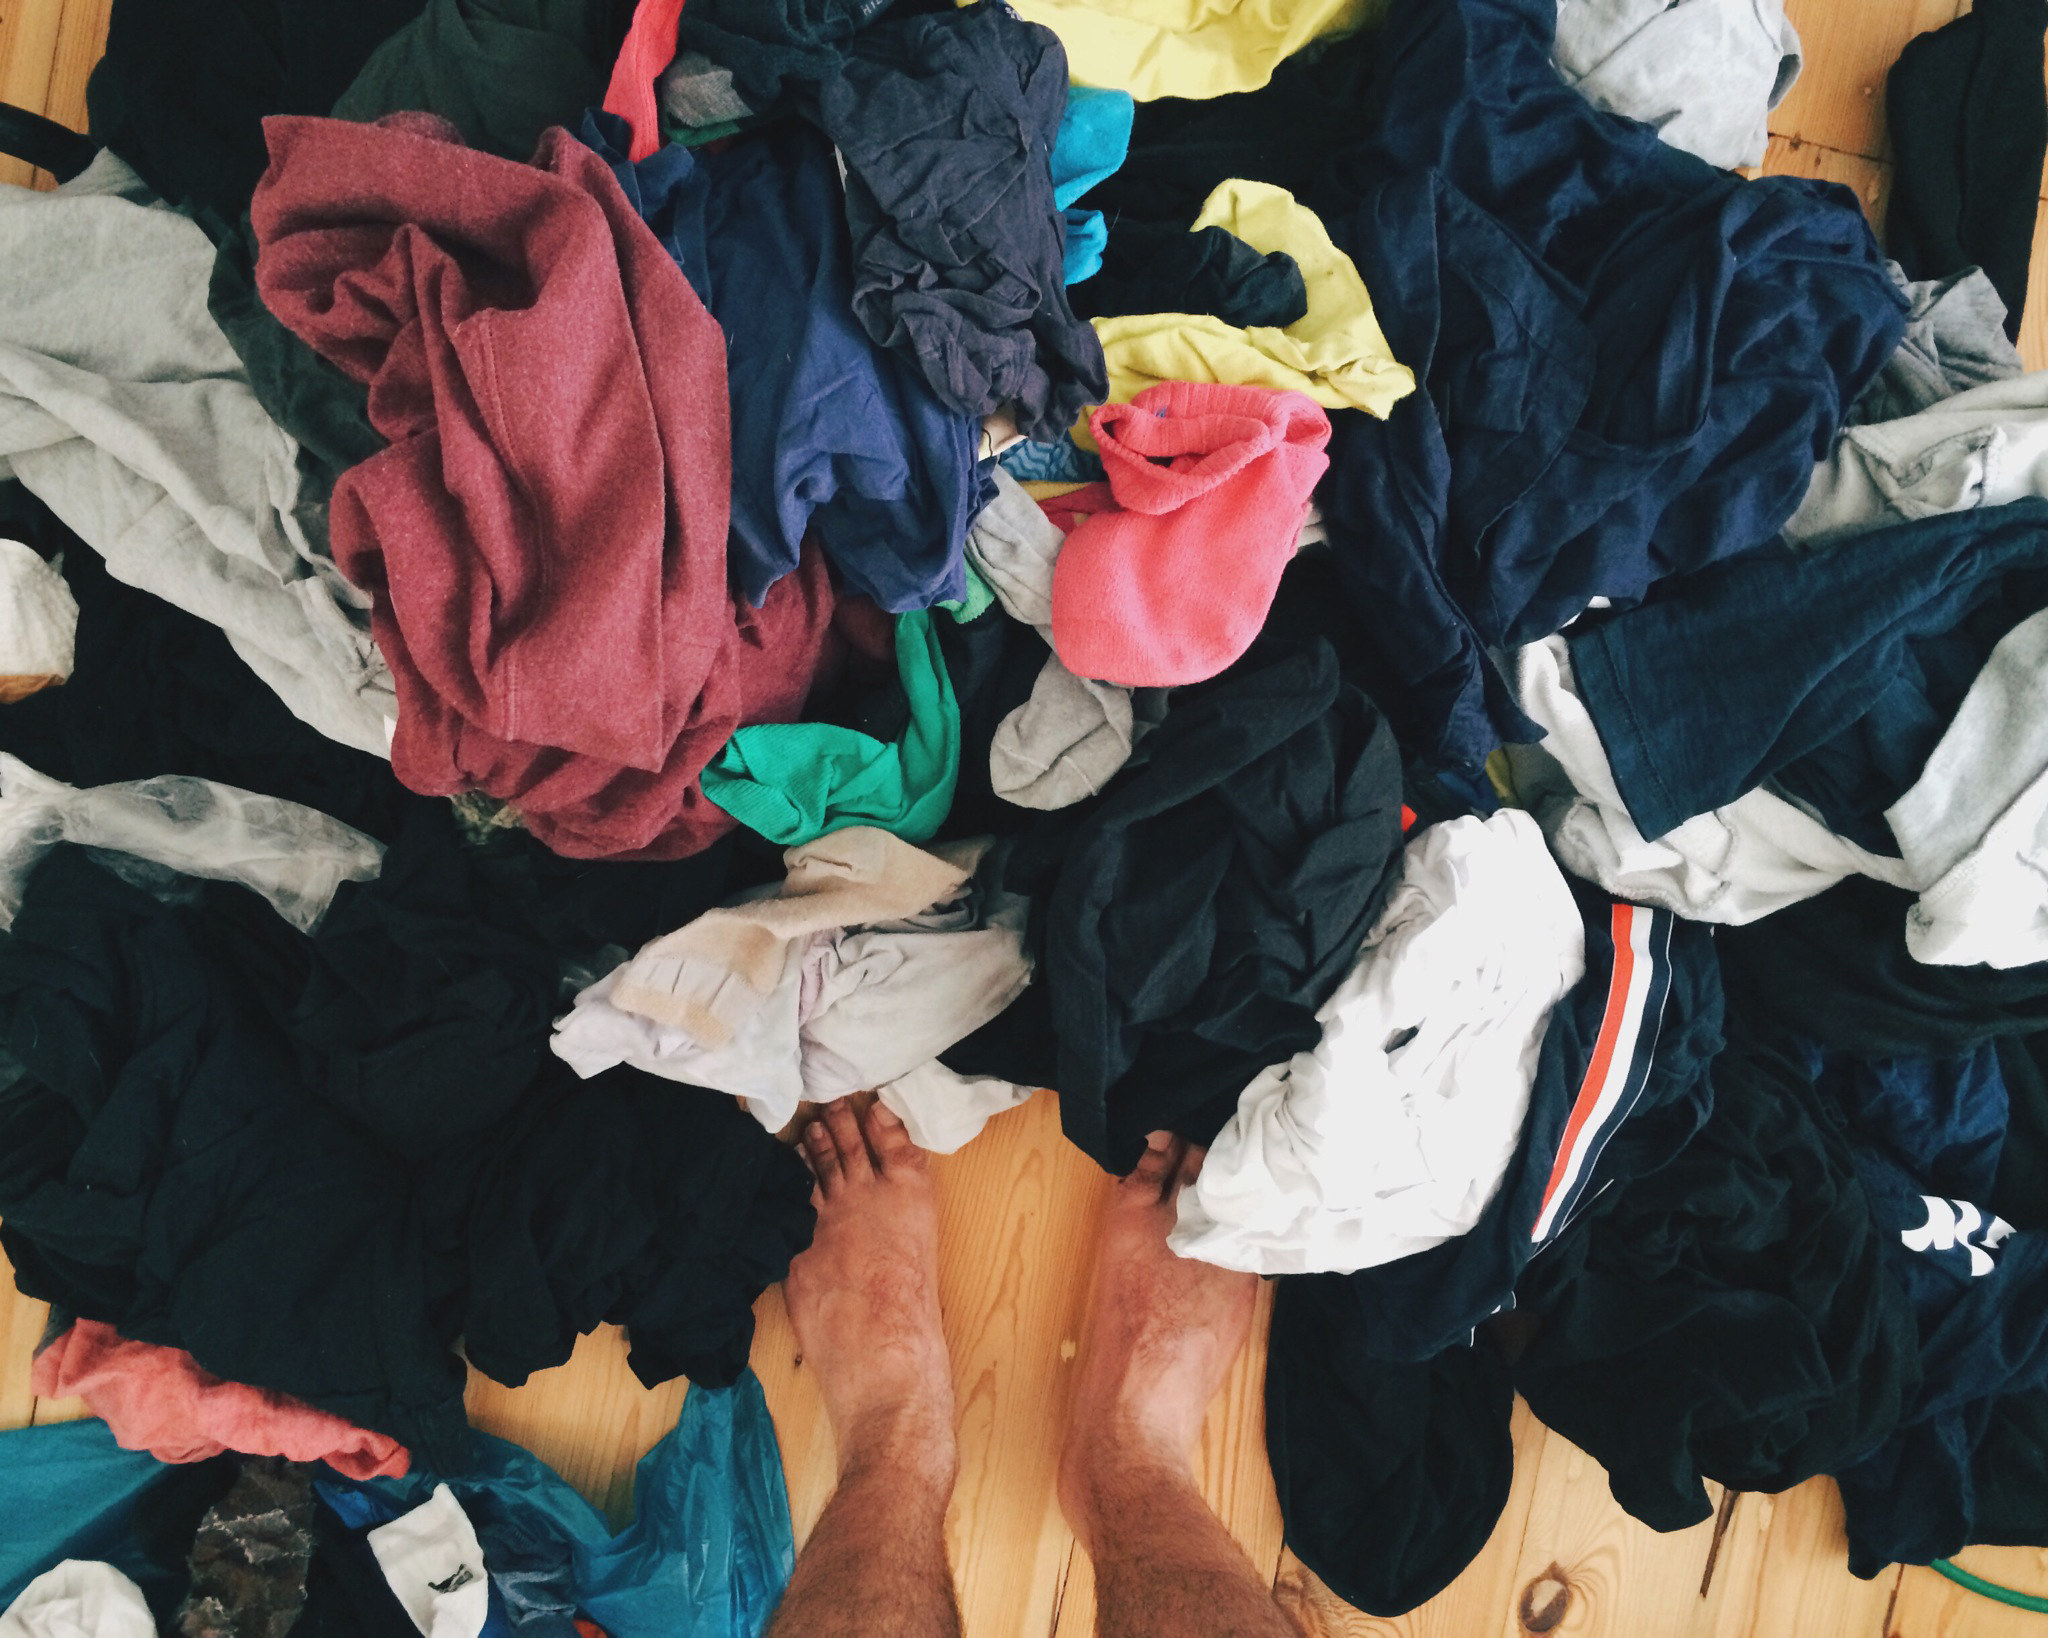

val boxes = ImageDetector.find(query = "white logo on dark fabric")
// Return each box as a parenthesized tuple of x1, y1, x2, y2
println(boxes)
(1899, 1195, 2014, 1277)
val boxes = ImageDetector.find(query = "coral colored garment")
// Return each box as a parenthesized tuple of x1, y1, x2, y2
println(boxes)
(251, 114, 832, 859)
(1051, 384, 1331, 686)
(603, 0, 687, 160)
(31, 1321, 410, 1480)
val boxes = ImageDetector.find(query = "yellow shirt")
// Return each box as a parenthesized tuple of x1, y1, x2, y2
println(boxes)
(1005, 0, 1378, 100)
(1077, 178, 1415, 446)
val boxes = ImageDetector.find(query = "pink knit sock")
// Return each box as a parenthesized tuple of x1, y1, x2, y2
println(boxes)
(1050, 383, 1330, 686)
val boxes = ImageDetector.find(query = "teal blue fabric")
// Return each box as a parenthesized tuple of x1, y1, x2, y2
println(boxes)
(0, 1418, 233, 1624)
(1051, 84, 1134, 284)
(702, 610, 960, 845)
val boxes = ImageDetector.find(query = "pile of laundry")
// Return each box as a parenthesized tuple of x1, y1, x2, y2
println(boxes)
(3, 0, 2048, 1621)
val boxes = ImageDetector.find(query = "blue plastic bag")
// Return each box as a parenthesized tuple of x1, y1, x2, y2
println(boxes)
(320, 1369, 793, 1638)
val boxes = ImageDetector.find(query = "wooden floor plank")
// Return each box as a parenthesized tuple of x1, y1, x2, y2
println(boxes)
(1768, 0, 1967, 161)
(0, 0, 64, 187)
(0, 1243, 46, 1430)
(1706, 1481, 1903, 1638)
(1889, 1550, 2048, 1637)
(464, 1327, 690, 1528)
(1759, 136, 1892, 236)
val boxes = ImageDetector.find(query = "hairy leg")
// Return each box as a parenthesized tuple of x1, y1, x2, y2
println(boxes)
(1060, 1133, 1299, 1638)
(766, 1099, 961, 1638)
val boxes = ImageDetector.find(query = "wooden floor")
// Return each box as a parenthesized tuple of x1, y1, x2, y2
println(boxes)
(4, 0, 2048, 1632)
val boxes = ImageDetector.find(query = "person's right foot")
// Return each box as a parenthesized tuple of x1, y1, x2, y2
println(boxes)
(1059, 1132, 1258, 1545)
(784, 1099, 958, 1487)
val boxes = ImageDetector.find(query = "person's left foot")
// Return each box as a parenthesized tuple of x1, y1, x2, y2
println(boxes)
(784, 1100, 958, 1485)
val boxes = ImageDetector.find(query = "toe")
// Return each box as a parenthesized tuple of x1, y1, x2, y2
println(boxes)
(1122, 1130, 1185, 1203)
(863, 1097, 926, 1172)
(803, 1119, 842, 1194)
(822, 1098, 874, 1182)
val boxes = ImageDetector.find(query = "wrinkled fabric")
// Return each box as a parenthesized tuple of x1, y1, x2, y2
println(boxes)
(1, 1565, 153, 1638)
(0, 540, 76, 702)
(1567, 499, 2048, 841)
(253, 114, 834, 860)
(31, 1321, 409, 1481)
(0, 843, 811, 1462)
(1086, 181, 1413, 427)
(602, 828, 972, 1042)
(702, 611, 959, 846)
(1507, 638, 1916, 923)
(2, 1562, 152, 1638)
(1886, 0, 2048, 341)
(967, 468, 1155, 810)
(1051, 85, 1134, 284)
(874, 1062, 1037, 1153)
(1337, 878, 1723, 1363)
(1721, 877, 2048, 1058)
(84, 0, 423, 221)
(1887, 607, 2048, 967)
(555, 839, 1031, 1133)
(1787, 373, 2048, 550)
(0, 754, 384, 935)
(1006, 0, 1371, 100)
(177, 1461, 317, 1638)
(1052, 384, 1332, 687)
(334, 0, 625, 160)
(676, 0, 894, 107)
(1092, 0, 1904, 692)
(1068, 221, 1308, 328)
(967, 639, 1406, 1169)
(816, 2, 1107, 443)
(1174, 811, 1584, 1274)
(1850, 264, 2023, 426)
(1513, 1015, 1921, 1531)
(600, 0, 684, 160)
(1818, 1048, 2048, 1571)
(1552, 0, 1801, 169)
(1264, 1287, 1513, 1618)
(207, 221, 383, 501)
(0, 507, 410, 842)
(0, 152, 394, 755)
(577, 112, 978, 613)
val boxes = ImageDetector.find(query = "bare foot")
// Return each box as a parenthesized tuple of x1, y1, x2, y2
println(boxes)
(785, 1099, 957, 1487)
(1059, 1132, 1258, 1550)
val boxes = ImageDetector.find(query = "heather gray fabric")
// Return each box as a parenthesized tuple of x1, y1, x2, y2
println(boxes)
(0, 153, 395, 754)
(1851, 263, 2024, 425)
(965, 467, 1164, 811)
(1786, 372, 2048, 550)
(1553, 0, 1800, 169)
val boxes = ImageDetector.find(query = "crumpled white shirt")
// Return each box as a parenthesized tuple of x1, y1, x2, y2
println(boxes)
(0, 1563, 152, 1638)
(1171, 809, 1586, 1275)
(553, 830, 1035, 1142)
(1507, 636, 1916, 924)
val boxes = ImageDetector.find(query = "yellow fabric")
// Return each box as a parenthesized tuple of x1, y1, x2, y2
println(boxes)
(1018, 480, 1093, 502)
(1485, 747, 1521, 808)
(1077, 179, 1415, 447)
(1002, 0, 1378, 100)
